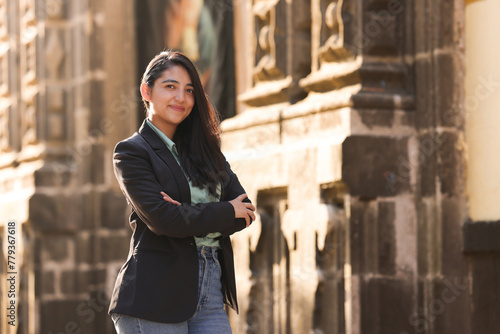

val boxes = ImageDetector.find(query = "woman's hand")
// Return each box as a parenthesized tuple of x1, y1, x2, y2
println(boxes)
(161, 191, 181, 206)
(229, 194, 256, 227)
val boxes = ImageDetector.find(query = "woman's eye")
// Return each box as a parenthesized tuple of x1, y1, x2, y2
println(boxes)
(166, 84, 175, 89)
(187, 88, 194, 94)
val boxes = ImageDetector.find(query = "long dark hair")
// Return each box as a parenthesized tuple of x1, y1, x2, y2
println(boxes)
(142, 51, 228, 196)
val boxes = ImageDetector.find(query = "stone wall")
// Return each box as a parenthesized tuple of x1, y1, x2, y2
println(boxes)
(0, 0, 499, 333)
(0, 0, 137, 333)
(224, 0, 499, 333)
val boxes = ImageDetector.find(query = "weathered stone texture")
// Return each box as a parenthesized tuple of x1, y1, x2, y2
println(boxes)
(99, 235, 130, 263)
(377, 201, 396, 275)
(61, 268, 107, 295)
(356, 109, 395, 128)
(430, 275, 471, 334)
(470, 255, 500, 334)
(342, 135, 410, 198)
(100, 191, 128, 229)
(29, 194, 85, 232)
(360, 278, 414, 334)
(437, 131, 463, 197)
(1, 0, 498, 333)
(463, 221, 500, 254)
(418, 132, 438, 197)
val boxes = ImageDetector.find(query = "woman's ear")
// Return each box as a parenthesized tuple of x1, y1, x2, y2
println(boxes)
(140, 83, 151, 101)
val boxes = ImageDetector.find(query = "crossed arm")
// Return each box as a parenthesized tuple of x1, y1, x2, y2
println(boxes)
(114, 139, 255, 238)
(161, 191, 255, 227)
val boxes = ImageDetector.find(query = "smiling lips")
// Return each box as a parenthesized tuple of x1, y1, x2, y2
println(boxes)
(169, 105, 184, 112)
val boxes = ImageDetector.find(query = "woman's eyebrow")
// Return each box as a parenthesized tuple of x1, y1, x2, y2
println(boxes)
(161, 79, 194, 87)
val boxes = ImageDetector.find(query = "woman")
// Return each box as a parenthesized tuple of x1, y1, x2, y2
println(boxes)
(108, 51, 255, 333)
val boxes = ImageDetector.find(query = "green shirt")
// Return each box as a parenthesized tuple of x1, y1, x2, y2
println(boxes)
(147, 120, 222, 248)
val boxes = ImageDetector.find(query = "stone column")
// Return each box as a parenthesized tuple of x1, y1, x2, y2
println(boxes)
(282, 204, 337, 334)
(0, 0, 40, 332)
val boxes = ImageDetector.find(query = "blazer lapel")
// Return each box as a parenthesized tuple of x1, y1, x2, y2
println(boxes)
(138, 120, 191, 203)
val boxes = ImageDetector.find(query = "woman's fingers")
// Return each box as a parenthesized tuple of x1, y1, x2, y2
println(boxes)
(228, 193, 257, 227)
(236, 193, 248, 201)
(247, 209, 256, 222)
(245, 202, 256, 213)
(243, 214, 250, 227)
(160, 191, 181, 206)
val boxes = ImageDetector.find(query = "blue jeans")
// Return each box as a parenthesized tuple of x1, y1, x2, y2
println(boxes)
(111, 246, 232, 334)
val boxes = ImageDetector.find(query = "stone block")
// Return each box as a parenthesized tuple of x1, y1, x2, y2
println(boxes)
(360, 277, 414, 334)
(42, 0, 70, 20)
(34, 237, 43, 266)
(470, 255, 500, 333)
(100, 190, 128, 229)
(399, 109, 415, 127)
(361, 6, 403, 57)
(356, 109, 394, 128)
(430, 275, 471, 334)
(463, 220, 500, 253)
(34, 161, 73, 188)
(418, 132, 437, 197)
(440, 197, 467, 276)
(435, 53, 461, 129)
(43, 235, 70, 262)
(90, 144, 105, 184)
(282, 109, 343, 143)
(44, 28, 66, 80)
(414, 58, 434, 129)
(30, 194, 72, 231)
(349, 199, 377, 275)
(416, 202, 430, 275)
(99, 235, 130, 262)
(76, 234, 95, 264)
(437, 132, 463, 196)
(89, 80, 105, 131)
(435, 1, 456, 50)
(89, 27, 105, 70)
(40, 300, 95, 334)
(377, 201, 396, 275)
(413, 1, 431, 55)
(30, 193, 88, 232)
(61, 268, 107, 294)
(342, 135, 409, 198)
(71, 23, 87, 79)
(35, 270, 55, 296)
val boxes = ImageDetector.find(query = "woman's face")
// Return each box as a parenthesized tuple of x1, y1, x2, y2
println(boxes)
(142, 64, 195, 138)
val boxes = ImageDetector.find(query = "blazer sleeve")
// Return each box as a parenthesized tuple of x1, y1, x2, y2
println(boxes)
(218, 158, 253, 237)
(113, 139, 240, 238)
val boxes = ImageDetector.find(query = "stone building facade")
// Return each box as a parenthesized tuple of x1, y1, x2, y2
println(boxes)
(0, 0, 499, 333)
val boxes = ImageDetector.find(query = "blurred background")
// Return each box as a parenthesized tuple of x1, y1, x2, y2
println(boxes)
(1, 0, 500, 333)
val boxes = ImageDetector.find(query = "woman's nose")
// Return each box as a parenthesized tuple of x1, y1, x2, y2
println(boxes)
(175, 90, 185, 102)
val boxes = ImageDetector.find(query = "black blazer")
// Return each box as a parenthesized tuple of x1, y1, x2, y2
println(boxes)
(108, 120, 250, 323)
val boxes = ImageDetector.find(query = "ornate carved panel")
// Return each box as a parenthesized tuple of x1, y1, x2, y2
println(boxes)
(361, 0, 403, 56)
(300, 0, 359, 92)
(240, 0, 310, 106)
(20, 0, 38, 147)
(300, 0, 413, 110)
(253, 0, 286, 83)
(318, 0, 346, 63)
(0, 0, 10, 152)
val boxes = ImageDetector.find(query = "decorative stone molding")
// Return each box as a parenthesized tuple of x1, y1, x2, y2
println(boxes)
(253, 0, 286, 82)
(20, 0, 39, 147)
(0, 0, 10, 152)
(281, 203, 344, 333)
(240, 0, 310, 106)
(45, 29, 64, 80)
